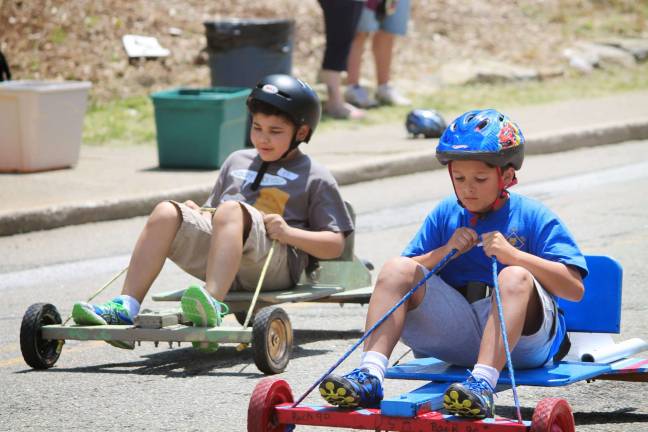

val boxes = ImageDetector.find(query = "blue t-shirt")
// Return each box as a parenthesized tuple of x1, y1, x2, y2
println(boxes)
(402, 193, 588, 289)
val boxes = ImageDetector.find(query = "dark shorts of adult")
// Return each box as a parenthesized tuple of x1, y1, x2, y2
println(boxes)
(0, 49, 11, 81)
(318, 0, 365, 72)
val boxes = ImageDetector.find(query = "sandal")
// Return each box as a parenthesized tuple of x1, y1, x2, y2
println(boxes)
(325, 102, 366, 120)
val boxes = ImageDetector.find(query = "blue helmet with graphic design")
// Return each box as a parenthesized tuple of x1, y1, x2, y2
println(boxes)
(436, 109, 525, 170)
(405, 109, 447, 138)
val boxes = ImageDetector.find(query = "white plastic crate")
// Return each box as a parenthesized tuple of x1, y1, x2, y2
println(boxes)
(0, 80, 91, 172)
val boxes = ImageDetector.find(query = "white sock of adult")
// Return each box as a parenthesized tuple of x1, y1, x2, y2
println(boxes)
(359, 350, 389, 383)
(471, 363, 500, 390)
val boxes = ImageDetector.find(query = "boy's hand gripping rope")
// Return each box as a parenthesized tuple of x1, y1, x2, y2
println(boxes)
(490, 255, 523, 423)
(292, 248, 458, 408)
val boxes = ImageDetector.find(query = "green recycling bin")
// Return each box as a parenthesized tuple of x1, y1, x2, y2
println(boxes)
(150, 87, 251, 169)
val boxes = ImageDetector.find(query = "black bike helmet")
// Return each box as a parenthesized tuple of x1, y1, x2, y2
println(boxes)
(246, 74, 321, 190)
(247, 74, 320, 144)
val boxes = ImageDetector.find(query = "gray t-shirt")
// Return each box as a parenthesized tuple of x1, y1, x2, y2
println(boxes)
(205, 149, 354, 282)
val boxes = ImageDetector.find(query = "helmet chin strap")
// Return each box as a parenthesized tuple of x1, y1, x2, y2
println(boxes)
(448, 163, 517, 226)
(250, 130, 300, 191)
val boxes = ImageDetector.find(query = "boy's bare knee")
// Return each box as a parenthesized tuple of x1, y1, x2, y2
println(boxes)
(212, 200, 243, 226)
(384, 256, 419, 274)
(377, 257, 421, 289)
(498, 266, 534, 298)
(149, 201, 181, 227)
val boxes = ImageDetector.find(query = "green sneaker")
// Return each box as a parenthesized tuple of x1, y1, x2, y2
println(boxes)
(72, 299, 133, 325)
(106, 340, 136, 350)
(72, 298, 135, 350)
(180, 285, 229, 352)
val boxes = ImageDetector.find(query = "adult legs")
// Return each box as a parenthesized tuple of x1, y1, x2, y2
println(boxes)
(318, 0, 365, 118)
(346, 32, 369, 87)
(372, 30, 395, 86)
(344, 31, 379, 109)
(372, 30, 411, 105)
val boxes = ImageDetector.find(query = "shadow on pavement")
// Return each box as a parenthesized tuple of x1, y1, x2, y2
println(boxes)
(14, 343, 328, 378)
(574, 408, 648, 426)
(497, 405, 648, 426)
(293, 328, 364, 345)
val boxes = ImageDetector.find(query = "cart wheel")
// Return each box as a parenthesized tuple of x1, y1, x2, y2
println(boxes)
(531, 398, 575, 432)
(234, 311, 254, 327)
(247, 377, 294, 432)
(252, 307, 293, 375)
(20, 303, 62, 369)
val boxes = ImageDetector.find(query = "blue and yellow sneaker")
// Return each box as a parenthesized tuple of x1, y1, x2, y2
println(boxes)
(443, 374, 495, 418)
(180, 285, 229, 352)
(319, 368, 384, 408)
(72, 298, 135, 350)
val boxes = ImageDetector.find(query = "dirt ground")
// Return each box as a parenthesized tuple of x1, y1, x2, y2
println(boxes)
(1, 0, 646, 102)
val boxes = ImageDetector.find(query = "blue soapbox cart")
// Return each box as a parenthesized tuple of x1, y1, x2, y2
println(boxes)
(248, 255, 648, 431)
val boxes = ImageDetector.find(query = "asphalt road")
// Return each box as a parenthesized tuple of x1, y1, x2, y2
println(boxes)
(2, 139, 648, 431)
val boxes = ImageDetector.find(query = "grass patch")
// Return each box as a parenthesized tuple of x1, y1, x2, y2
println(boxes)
(83, 63, 648, 146)
(83, 96, 155, 146)
(50, 26, 67, 45)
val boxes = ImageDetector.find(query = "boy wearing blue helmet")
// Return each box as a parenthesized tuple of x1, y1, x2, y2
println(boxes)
(71, 75, 354, 350)
(320, 109, 587, 418)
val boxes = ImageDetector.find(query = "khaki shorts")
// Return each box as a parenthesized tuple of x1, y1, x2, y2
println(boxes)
(167, 201, 293, 292)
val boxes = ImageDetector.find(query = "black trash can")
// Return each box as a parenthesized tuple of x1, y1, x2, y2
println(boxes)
(204, 19, 295, 88)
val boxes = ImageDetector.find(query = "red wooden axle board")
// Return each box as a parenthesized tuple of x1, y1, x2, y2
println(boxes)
(275, 404, 531, 431)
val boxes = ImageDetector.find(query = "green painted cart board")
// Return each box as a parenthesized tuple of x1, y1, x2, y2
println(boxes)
(19, 202, 374, 375)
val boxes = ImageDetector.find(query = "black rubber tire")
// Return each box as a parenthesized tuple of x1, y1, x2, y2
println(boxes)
(234, 311, 254, 327)
(252, 307, 293, 375)
(20, 303, 62, 369)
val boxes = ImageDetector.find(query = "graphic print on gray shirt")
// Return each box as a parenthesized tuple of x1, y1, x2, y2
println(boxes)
(205, 149, 354, 282)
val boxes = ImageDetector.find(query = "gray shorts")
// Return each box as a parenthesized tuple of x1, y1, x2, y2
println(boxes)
(401, 270, 557, 369)
(167, 201, 293, 292)
(357, 0, 410, 35)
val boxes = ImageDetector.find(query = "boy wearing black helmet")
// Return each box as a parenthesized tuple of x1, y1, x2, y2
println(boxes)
(71, 75, 354, 351)
(319, 109, 587, 419)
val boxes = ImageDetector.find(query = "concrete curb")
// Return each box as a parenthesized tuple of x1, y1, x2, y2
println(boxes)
(333, 118, 648, 185)
(0, 186, 211, 237)
(2, 118, 647, 237)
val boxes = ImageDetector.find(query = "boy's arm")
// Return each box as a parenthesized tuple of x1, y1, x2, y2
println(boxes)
(264, 214, 345, 259)
(482, 231, 584, 301)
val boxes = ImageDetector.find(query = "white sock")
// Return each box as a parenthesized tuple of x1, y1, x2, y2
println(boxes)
(212, 300, 222, 316)
(203, 286, 222, 315)
(116, 294, 140, 318)
(471, 363, 499, 390)
(360, 351, 389, 383)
